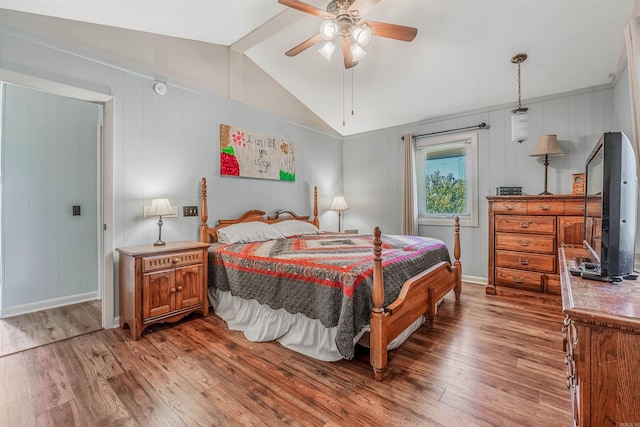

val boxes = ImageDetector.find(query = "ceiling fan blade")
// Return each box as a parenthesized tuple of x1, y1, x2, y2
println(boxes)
(286, 33, 324, 57)
(365, 20, 417, 42)
(278, 0, 334, 19)
(348, 0, 380, 17)
(341, 38, 357, 69)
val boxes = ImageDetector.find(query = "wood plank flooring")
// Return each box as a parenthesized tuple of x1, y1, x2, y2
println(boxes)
(0, 284, 573, 426)
(0, 300, 101, 356)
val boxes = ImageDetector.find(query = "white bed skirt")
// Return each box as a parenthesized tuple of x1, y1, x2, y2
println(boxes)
(208, 287, 426, 361)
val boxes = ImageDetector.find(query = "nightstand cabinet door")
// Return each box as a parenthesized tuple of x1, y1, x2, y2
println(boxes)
(143, 270, 175, 319)
(176, 264, 204, 309)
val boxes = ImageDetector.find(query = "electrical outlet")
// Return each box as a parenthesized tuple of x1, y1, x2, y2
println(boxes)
(183, 206, 198, 217)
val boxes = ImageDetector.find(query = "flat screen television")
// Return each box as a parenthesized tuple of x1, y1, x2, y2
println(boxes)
(582, 131, 638, 281)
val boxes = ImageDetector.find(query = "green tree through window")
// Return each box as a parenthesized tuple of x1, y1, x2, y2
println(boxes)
(425, 170, 466, 214)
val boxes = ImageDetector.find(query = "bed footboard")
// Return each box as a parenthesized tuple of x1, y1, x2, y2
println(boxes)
(370, 217, 461, 381)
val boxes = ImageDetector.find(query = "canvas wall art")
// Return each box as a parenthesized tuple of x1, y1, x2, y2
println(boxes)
(220, 124, 295, 181)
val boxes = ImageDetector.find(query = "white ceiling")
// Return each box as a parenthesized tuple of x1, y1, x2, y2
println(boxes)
(0, 0, 635, 136)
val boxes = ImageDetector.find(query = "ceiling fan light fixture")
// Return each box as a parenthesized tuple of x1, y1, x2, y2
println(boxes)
(319, 41, 336, 60)
(320, 19, 338, 40)
(350, 43, 366, 61)
(352, 24, 371, 47)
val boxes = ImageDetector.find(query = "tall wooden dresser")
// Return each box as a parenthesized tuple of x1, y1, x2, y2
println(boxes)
(487, 194, 586, 296)
(560, 246, 640, 426)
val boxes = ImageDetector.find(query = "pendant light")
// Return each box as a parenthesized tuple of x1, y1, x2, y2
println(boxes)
(511, 53, 529, 143)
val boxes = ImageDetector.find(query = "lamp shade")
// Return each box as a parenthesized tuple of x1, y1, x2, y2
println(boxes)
(147, 198, 175, 217)
(529, 135, 565, 157)
(329, 196, 349, 211)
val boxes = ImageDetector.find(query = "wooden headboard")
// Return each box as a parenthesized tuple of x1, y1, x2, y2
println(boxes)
(199, 177, 320, 243)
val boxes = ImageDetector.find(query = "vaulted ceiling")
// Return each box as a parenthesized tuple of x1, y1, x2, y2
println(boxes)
(0, 0, 635, 136)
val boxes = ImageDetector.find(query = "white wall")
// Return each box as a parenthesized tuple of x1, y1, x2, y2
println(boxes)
(2, 84, 100, 312)
(0, 29, 343, 318)
(344, 86, 624, 280)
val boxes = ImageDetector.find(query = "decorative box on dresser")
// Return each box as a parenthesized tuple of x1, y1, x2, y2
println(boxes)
(116, 241, 210, 340)
(487, 195, 586, 296)
(560, 245, 640, 426)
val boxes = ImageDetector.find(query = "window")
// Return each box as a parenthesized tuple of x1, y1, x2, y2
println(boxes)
(415, 131, 478, 227)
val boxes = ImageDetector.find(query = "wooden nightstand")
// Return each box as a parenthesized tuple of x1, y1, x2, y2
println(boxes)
(116, 241, 210, 340)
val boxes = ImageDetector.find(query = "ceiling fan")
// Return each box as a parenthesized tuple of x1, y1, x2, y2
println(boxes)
(279, 0, 417, 69)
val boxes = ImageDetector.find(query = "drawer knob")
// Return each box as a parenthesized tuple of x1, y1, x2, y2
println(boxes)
(519, 221, 531, 228)
(539, 205, 551, 211)
(517, 257, 529, 265)
(170, 288, 176, 293)
(177, 286, 183, 291)
(505, 204, 515, 210)
(172, 257, 180, 264)
(512, 276, 525, 284)
(517, 239, 530, 246)
(578, 205, 584, 211)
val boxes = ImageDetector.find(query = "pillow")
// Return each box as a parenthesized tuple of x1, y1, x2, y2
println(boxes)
(217, 221, 284, 244)
(271, 220, 320, 237)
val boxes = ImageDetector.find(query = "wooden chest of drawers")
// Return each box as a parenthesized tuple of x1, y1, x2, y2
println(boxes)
(487, 195, 586, 296)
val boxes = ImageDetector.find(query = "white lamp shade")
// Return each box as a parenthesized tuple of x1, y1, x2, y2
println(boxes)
(320, 19, 338, 40)
(511, 109, 529, 142)
(319, 41, 336, 61)
(352, 24, 372, 47)
(350, 43, 366, 61)
(148, 198, 175, 217)
(330, 196, 349, 211)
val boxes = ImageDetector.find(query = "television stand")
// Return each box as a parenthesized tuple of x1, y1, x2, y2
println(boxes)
(560, 245, 640, 425)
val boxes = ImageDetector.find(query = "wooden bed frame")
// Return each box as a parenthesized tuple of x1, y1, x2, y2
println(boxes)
(199, 177, 462, 381)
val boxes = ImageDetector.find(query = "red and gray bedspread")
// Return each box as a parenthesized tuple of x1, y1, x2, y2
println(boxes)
(208, 234, 450, 359)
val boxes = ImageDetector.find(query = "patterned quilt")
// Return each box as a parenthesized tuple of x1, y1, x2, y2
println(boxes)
(208, 233, 451, 359)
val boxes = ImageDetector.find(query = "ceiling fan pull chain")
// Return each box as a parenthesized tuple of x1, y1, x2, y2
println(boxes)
(343, 68, 346, 126)
(351, 68, 355, 117)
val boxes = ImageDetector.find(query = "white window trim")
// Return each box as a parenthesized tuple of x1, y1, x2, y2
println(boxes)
(416, 131, 478, 227)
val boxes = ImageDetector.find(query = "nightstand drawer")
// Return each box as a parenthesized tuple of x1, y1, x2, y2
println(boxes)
(495, 233, 556, 254)
(496, 250, 556, 273)
(143, 250, 204, 272)
(495, 267, 544, 292)
(495, 215, 556, 234)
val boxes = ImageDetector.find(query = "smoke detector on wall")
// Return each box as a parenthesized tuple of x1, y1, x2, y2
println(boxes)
(152, 81, 168, 95)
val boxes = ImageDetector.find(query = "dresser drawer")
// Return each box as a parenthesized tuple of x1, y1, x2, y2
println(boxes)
(564, 200, 586, 215)
(492, 201, 527, 214)
(496, 250, 556, 273)
(495, 233, 556, 254)
(526, 201, 565, 215)
(495, 267, 544, 292)
(495, 215, 556, 234)
(143, 250, 204, 272)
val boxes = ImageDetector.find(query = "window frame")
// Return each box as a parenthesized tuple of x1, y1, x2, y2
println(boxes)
(415, 131, 478, 227)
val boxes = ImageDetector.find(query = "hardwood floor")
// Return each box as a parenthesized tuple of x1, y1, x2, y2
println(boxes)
(0, 283, 572, 426)
(0, 300, 101, 356)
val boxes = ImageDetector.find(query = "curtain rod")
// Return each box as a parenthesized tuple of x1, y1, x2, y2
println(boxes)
(403, 122, 488, 140)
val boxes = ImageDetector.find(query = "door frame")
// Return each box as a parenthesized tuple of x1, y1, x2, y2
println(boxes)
(0, 68, 115, 328)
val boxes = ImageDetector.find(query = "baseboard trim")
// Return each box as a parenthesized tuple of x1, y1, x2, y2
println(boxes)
(462, 275, 487, 285)
(0, 291, 99, 318)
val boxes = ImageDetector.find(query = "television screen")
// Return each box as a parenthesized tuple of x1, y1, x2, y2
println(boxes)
(583, 132, 637, 280)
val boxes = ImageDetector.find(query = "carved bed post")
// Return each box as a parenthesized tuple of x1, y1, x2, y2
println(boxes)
(453, 216, 462, 300)
(312, 186, 319, 228)
(370, 226, 387, 381)
(200, 177, 209, 243)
